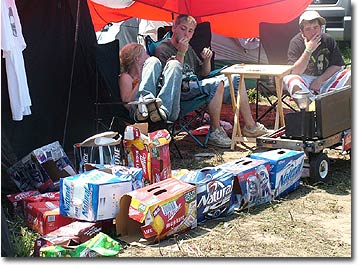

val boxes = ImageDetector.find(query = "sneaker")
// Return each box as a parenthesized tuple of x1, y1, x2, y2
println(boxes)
(130, 95, 161, 122)
(149, 106, 167, 122)
(208, 127, 232, 148)
(146, 98, 167, 122)
(242, 122, 269, 137)
(129, 94, 150, 121)
(134, 107, 148, 122)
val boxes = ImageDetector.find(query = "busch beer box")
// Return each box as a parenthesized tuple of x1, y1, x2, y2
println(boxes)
(59, 169, 134, 221)
(219, 157, 272, 210)
(84, 164, 144, 190)
(116, 178, 197, 243)
(250, 149, 304, 198)
(173, 167, 235, 223)
(25, 201, 74, 235)
(6, 190, 41, 217)
(123, 125, 171, 184)
(23, 191, 60, 220)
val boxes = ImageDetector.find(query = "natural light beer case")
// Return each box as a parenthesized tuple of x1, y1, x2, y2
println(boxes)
(59, 169, 135, 221)
(250, 149, 304, 198)
(83, 163, 144, 190)
(218, 157, 272, 210)
(173, 167, 235, 223)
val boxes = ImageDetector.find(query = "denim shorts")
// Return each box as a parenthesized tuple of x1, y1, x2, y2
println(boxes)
(180, 74, 240, 105)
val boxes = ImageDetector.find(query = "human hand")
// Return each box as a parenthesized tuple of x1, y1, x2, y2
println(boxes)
(177, 37, 190, 54)
(304, 33, 321, 53)
(201, 47, 213, 62)
(309, 77, 323, 94)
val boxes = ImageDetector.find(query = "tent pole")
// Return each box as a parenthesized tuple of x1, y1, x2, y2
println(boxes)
(62, 0, 81, 148)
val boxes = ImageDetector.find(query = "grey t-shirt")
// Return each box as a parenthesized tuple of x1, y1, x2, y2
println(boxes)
(155, 39, 203, 78)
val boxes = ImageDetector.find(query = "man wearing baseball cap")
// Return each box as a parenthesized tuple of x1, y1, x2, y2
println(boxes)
(283, 10, 351, 101)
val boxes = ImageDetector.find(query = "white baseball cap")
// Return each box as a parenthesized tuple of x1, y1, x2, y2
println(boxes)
(299, 11, 326, 26)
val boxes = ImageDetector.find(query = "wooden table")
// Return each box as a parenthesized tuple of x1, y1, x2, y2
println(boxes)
(221, 64, 293, 150)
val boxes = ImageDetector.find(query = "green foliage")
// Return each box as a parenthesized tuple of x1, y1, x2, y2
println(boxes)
(8, 215, 39, 257)
(247, 88, 262, 103)
(338, 41, 351, 65)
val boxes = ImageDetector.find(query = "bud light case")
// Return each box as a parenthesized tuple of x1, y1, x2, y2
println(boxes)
(174, 167, 235, 223)
(250, 149, 304, 198)
(219, 157, 272, 210)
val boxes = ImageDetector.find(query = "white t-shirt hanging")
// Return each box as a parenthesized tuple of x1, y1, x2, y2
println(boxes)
(1, 0, 32, 121)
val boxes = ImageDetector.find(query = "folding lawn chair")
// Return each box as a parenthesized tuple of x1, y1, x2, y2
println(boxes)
(94, 39, 134, 135)
(144, 22, 220, 149)
(255, 17, 300, 122)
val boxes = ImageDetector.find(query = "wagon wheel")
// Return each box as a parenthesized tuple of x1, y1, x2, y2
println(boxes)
(309, 152, 331, 183)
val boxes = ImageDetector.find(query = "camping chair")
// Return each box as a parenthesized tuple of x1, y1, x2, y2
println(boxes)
(145, 22, 219, 148)
(255, 17, 300, 122)
(94, 39, 134, 135)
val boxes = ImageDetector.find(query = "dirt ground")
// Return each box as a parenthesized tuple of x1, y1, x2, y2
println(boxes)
(116, 105, 352, 258)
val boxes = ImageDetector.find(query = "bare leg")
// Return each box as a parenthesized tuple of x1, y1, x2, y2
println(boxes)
(208, 81, 224, 131)
(238, 82, 256, 129)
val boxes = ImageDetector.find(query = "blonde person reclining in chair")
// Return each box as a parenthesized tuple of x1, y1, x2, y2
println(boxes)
(283, 11, 351, 102)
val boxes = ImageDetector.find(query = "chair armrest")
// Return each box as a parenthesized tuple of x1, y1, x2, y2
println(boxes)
(198, 65, 229, 80)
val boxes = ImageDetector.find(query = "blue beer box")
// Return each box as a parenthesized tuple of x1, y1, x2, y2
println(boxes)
(250, 149, 305, 198)
(83, 163, 144, 190)
(60, 169, 136, 221)
(218, 157, 272, 210)
(173, 167, 234, 223)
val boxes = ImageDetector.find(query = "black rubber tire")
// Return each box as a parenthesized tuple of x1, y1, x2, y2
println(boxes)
(309, 152, 331, 183)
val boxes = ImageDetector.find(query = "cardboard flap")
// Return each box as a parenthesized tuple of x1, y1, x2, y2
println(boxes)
(116, 194, 143, 237)
(80, 131, 119, 147)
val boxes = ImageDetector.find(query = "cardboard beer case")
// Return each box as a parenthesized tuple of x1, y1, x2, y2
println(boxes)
(7, 141, 76, 193)
(25, 201, 74, 235)
(6, 190, 41, 217)
(33, 219, 114, 257)
(59, 169, 134, 221)
(23, 191, 60, 220)
(84, 163, 144, 190)
(116, 178, 197, 243)
(218, 157, 272, 210)
(73, 131, 123, 174)
(173, 167, 235, 223)
(250, 149, 304, 198)
(123, 124, 171, 184)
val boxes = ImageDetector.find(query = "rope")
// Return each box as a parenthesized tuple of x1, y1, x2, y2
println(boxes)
(62, 0, 81, 148)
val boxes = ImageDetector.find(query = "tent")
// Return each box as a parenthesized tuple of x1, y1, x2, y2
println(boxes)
(88, 0, 312, 37)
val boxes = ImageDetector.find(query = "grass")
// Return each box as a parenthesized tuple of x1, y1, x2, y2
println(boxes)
(5, 212, 40, 257)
